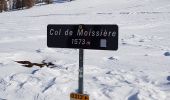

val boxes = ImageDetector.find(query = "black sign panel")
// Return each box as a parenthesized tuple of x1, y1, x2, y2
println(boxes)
(47, 24, 118, 50)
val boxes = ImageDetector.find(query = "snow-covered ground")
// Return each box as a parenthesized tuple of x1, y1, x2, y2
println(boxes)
(0, 0, 170, 100)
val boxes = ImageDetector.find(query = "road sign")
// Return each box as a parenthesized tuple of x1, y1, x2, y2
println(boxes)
(47, 24, 119, 100)
(70, 93, 89, 100)
(47, 24, 118, 50)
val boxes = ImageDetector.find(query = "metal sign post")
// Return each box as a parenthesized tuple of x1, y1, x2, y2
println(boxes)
(47, 24, 119, 100)
(79, 49, 84, 94)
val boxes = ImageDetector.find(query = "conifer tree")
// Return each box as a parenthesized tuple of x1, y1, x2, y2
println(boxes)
(0, 0, 3, 12)
(0, 0, 7, 12)
(24, 0, 35, 8)
(16, 0, 22, 9)
(44, 0, 53, 4)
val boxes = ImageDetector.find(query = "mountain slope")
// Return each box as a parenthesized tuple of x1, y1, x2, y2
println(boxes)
(0, 0, 170, 100)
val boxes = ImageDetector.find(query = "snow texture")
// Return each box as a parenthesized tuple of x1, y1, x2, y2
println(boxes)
(0, 0, 170, 100)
